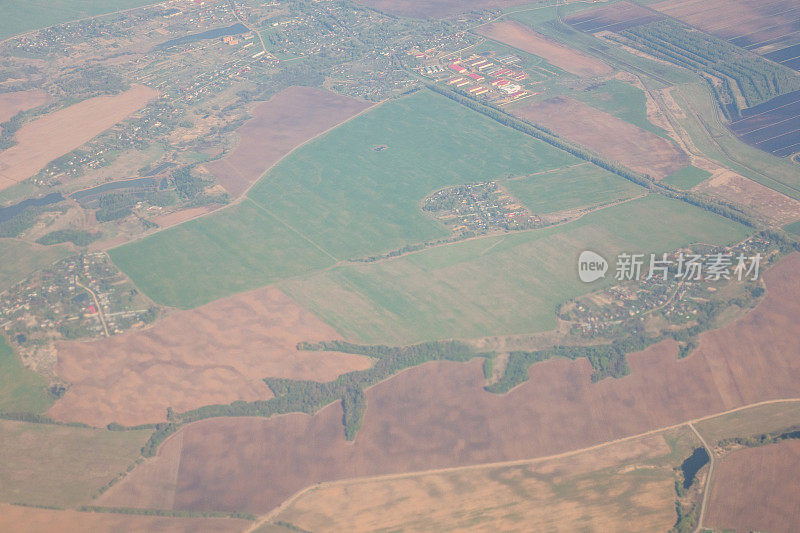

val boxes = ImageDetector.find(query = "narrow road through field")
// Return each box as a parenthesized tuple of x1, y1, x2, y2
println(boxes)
(243, 397, 800, 532)
(688, 422, 715, 533)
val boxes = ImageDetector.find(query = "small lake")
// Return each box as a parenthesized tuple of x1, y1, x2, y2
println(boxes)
(0, 193, 64, 224)
(155, 23, 249, 50)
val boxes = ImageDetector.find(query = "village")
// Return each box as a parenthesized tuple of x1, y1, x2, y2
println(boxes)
(0, 253, 157, 352)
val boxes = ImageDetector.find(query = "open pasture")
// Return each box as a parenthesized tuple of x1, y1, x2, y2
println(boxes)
(706, 440, 800, 533)
(695, 401, 800, 446)
(565, 1, 664, 34)
(47, 286, 372, 427)
(108, 199, 336, 308)
(86, 254, 800, 515)
(502, 162, 644, 215)
(275, 433, 677, 532)
(0, 420, 150, 507)
(652, 0, 800, 67)
(0, 84, 157, 192)
(281, 195, 746, 345)
(0, 336, 51, 414)
(0, 238, 71, 292)
(204, 86, 370, 198)
(0, 89, 49, 124)
(513, 96, 689, 179)
(475, 20, 612, 77)
(113, 90, 582, 308)
(0, 0, 159, 41)
(728, 89, 800, 158)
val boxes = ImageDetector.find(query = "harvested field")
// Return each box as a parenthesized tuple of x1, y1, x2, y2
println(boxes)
(47, 286, 372, 427)
(513, 96, 689, 178)
(353, 0, 528, 19)
(475, 21, 612, 77)
(0, 89, 48, 124)
(204, 86, 369, 197)
(274, 433, 677, 532)
(150, 204, 221, 229)
(694, 166, 800, 225)
(0, 420, 150, 507)
(706, 440, 800, 533)
(0, 85, 157, 191)
(0, 504, 249, 533)
(652, 0, 800, 63)
(566, 1, 664, 34)
(104, 255, 800, 514)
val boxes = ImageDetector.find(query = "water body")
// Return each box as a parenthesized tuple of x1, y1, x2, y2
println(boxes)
(0, 192, 63, 224)
(155, 23, 248, 50)
(70, 177, 157, 201)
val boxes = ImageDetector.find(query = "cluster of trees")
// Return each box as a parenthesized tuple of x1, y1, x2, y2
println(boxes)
(618, 20, 800, 114)
(36, 229, 100, 247)
(78, 506, 255, 521)
(0, 111, 25, 150)
(718, 426, 800, 449)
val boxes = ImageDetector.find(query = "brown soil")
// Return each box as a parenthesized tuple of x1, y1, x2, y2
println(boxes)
(104, 255, 800, 515)
(275, 434, 675, 532)
(0, 89, 49, 124)
(353, 0, 530, 18)
(204, 86, 370, 198)
(0, 504, 249, 533)
(0, 85, 157, 192)
(47, 286, 373, 427)
(694, 167, 800, 225)
(476, 21, 612, 77)
(706, 440, 800, 533)
(513, 96, 689, 178)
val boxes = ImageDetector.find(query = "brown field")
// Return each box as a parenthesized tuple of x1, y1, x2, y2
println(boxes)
(513, 96, 689, 178)
(0, 89, 49, 124)
(706, 440, 800, 533)
(353, 0, 529, 18)
(102, 254, 800, 514)
(475, 21, 612, 77)
(274, 433, 677, 532)
(150, 204, 222, 229)
(694, 167, 800, 225)
(0, 85, 157, 192)
(0, 504, 249, 533)
(47, 286, 373, 427)
(204, 86, 369, 198)
(0, 420, 150, 508)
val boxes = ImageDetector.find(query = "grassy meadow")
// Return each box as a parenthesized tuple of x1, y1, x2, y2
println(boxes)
(0, 239, 70, 293)
(0, 337, 52, 414)
(281, 195, 749, 344)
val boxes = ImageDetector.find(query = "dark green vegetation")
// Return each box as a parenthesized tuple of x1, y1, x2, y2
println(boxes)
(661, 165, 712, 190)
(614, 20, 800, 118)
(0, 0, 159, 41)
(784, 219, 800, 236)
(36, 229, 100, 247)
(718, 426, 800, 450)
(0, 336, 52, 413)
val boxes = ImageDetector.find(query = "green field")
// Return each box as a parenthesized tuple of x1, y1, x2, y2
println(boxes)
(784, 219, 800, 236)
(281, 195, 749, 344)
(109, 199, 336, 309)
(570, 79, 671, 139)
(695, 402, 800, 446)
(0, 0, 157, 41)
(246, 90, 577, 260)
(112, 90, 594, 308)
(662, 165, 712, 190)
(0, 239, 71, 293)
(0, 419, 150, 507)
(502, 162, 644, 214)
(0, 337, 51, 414)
